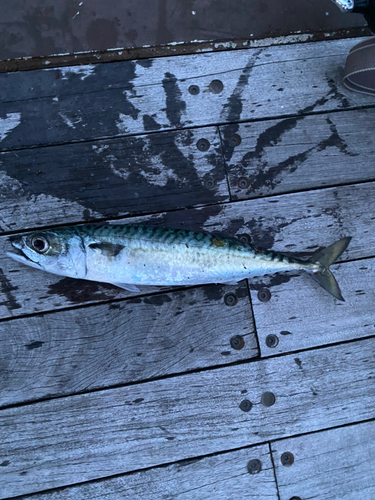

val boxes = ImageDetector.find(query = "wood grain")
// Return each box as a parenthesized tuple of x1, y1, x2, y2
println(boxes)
(0, 181, 373, 321)
(272, 420, 375, 500)
(221, 108, 375, 200)
(0, 127, 227, 232)
(1, 39, 375, 151)
(251, 258, 375, 356)
(1, 338, 374, 497)
(0, 282, 257, 407)
(9, 444, 278, 500)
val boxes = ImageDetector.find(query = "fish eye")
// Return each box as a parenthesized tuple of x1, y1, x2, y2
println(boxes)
(31, 236, 49, 253)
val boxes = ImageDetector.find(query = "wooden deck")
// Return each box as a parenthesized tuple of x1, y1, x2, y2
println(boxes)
(1, 36, 375, 499)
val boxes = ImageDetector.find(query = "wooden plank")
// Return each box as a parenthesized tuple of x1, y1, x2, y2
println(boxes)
(0, 282, 257, 408)
(251, 258, 375, 357)
(272, 420, 375, 500)
(1, 38, 375, 150)
(0, 127, 228, 232)
(10, 444, 278, 500)
(0, 181, 373, 321)
(221, 108, 375, 199)
(1, 338, 374, 497)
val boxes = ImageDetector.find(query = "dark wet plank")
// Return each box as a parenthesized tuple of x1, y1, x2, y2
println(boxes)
(272, 420, 375, 500)
(0, 127, 227, 232)
(3, 444, 277, 500)
(1, 39, 375, 151)
(0, 181, 372, 321)
(0, 282, 256, 408)
(252, 258, 375, 356)
(0, 0, 366, 61)
(221, 108, 375, 199)
(1, 338, 373, 498)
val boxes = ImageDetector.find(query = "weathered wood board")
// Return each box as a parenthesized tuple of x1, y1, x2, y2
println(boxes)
(251, 258, 375, 356)
(222, 108, 375, 199)
(1, 39, 375, 151)
(0, 127, 228, 232)
(1, 338, 374, 497)
(0, 282, 257, 408)
(272, 420, 375, 500)
(11, 444, 278, 500)
(0, 181, 372, 320)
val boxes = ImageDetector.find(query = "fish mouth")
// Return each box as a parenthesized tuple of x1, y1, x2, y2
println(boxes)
(7, 236, 41, 267)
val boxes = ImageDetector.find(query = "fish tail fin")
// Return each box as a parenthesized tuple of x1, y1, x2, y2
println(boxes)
(307, 237, 351, 301)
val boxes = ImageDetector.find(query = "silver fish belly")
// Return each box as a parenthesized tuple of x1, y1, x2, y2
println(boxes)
(7, 224, 351, 300)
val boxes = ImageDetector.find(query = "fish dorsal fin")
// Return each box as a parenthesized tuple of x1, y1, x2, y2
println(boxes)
(88, 242, 124, 257)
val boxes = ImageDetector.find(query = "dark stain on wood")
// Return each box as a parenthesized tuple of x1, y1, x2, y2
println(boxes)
(0, 268, 21, 310)
(294, 358, 303, 369)
(0, 460, 10, 466)
(47, 277, 117, 304)
(162, 72, 186, 127)
(143, 294, 172, 306)
(24, 341, 44, 350)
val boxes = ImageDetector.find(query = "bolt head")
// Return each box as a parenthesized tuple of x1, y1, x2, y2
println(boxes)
(204, 176, 216, 190)
(228, 134, 242, 147)
(261, 391, 276, 407)
(238, 177, 250, 189)
(238, 233, 251, 245)
(209, 79, 224, 93)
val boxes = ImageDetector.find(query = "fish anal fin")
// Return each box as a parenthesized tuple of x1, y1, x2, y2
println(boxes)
(110, 282, 141, 292)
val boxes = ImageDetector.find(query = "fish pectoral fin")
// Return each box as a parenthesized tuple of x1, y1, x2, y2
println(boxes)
(88, 242, 125, 257)
(110, 282, 141, 292)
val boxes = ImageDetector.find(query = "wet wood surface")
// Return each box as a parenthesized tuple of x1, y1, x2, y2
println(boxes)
(0, 282, 256, 407)
(272, 420, 375, 500)
(1, 338, 374, 498)
(7, 444, 278, 500)
(1, 37, 375, 499)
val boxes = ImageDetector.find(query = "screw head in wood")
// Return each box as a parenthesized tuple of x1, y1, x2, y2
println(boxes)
(239, 399, 252, 412)
(209, 79, 224, 93)
(247, 458, 262, 474)
(265, 334, 279, 348)
(238, 177, 250, 189)
(196, 138, 210, 151)
(204, 176, 216, 189)
(257, 288, 271, 302)
(261, 391, 276, 407)
(238, 233, 252, 245)
(230, 335, 244, 350)
(188, 84, 200, 95)
(228, 134, 242, 147)
(280, 452, 294, 466)
(224, 292, 238, 306)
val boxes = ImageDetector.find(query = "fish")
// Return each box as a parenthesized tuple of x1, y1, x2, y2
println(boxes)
(6, 223, 351, 301)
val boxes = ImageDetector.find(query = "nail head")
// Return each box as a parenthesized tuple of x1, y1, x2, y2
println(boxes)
(188, 84, 200, 95)
(281, 452, 294, 467)
(228, 134, 242, 147)
(204, 176, 216, 190)
(247, 458, 262, 474)
(257, 288, 271, 302)
(265, 334, 279, 348)
(239, 399, 252, 412)
(224, 292, 238, 307)
(238, 233, 252, 245)
(238, 177, 250, 189)
(196, 138, 210, 151)
(230, 335, 245, 350)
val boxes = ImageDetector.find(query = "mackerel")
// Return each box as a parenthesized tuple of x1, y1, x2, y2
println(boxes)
(7, 224, 351, 301)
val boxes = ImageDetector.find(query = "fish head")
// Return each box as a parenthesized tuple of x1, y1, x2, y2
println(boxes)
(7, 229, 86, 279)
